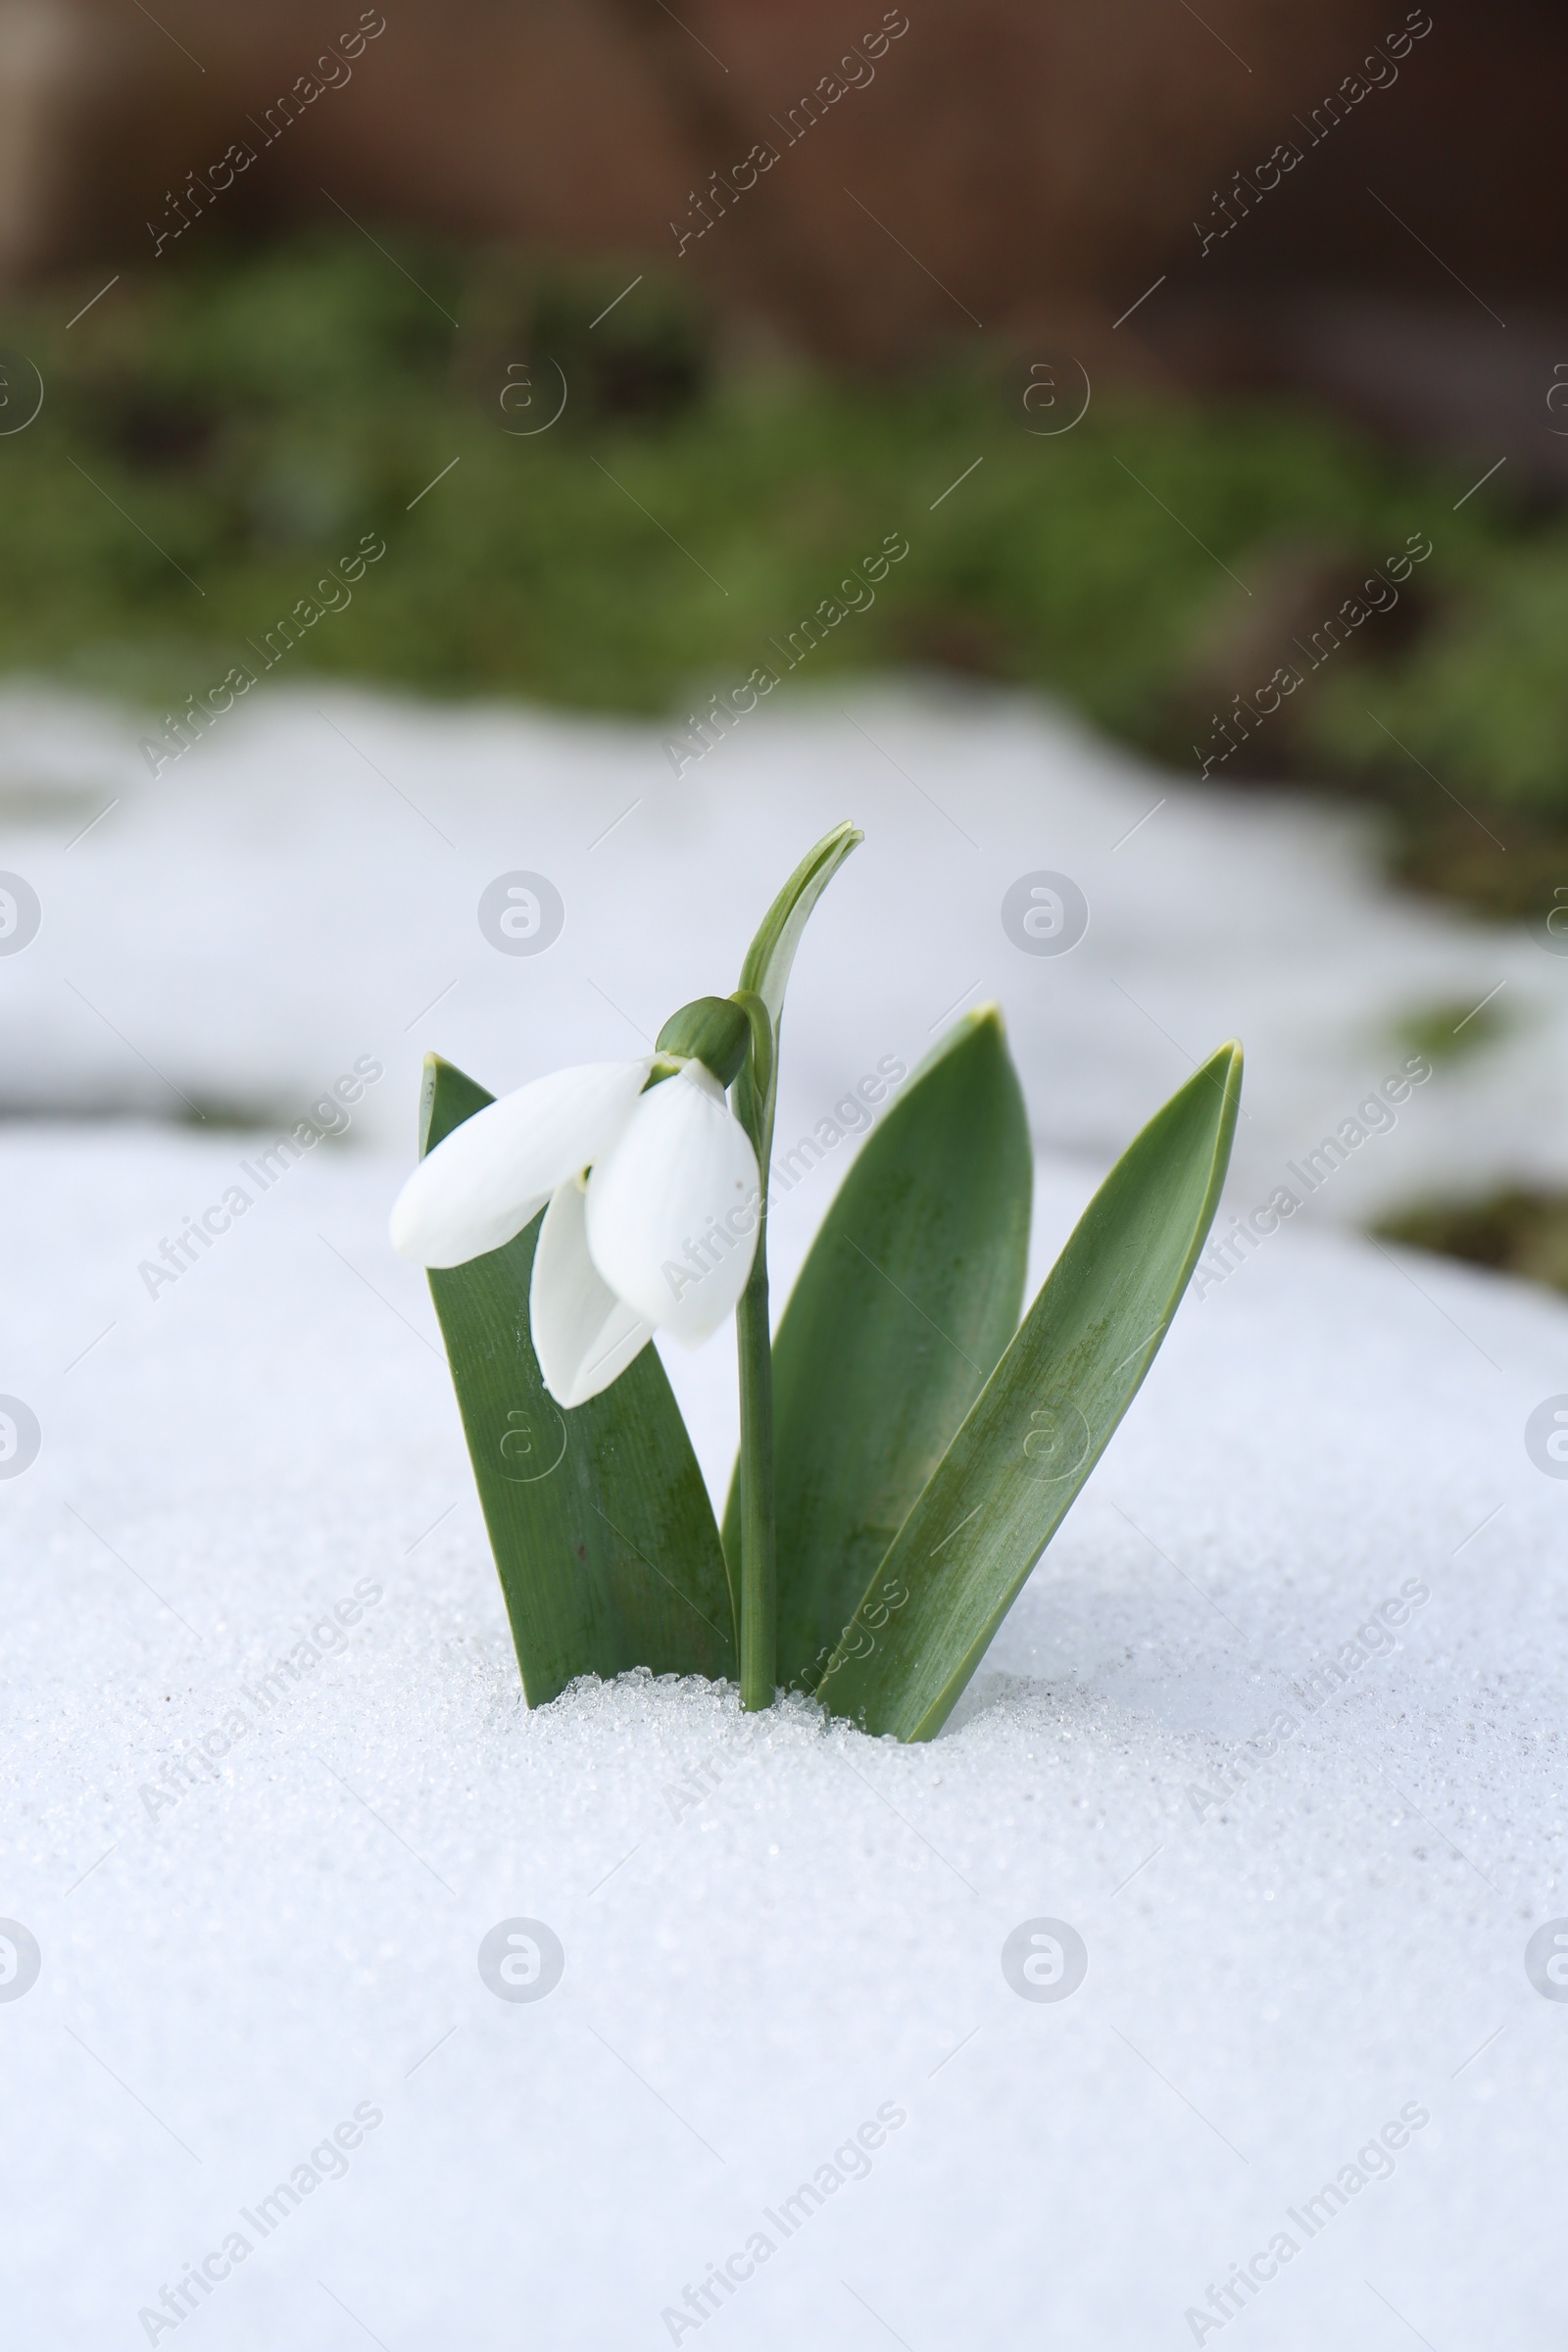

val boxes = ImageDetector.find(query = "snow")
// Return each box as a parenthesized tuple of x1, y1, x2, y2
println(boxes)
(3, 674, 1567, 1217)
(3, 682, 1566, 2348)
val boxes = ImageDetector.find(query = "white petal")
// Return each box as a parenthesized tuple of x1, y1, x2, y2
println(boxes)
(531, 1179, 653, 1406)
(584, 1064, 760, 1342)
(390, 1058, 651, 1267)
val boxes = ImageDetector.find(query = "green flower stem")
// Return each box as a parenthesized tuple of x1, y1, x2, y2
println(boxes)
(729, 988, 777, 1710)
(735, 1236, 776, 1710)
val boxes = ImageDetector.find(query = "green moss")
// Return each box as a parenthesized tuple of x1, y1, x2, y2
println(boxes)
(1393, 996, 1515, 1064)
(1, 225, 1558, 920)
(1375, 1191, 1568, 1297)
(1307, 545, 1568, 813)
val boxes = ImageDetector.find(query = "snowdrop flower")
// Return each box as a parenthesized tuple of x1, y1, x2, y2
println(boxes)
(391, 1000, 761, 1407)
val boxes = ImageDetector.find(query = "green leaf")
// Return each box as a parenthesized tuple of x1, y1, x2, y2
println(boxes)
(815, 1042, 1244, 1741)
(418, 1054, 737, 1704)
(723, 1006, 1032, 1693)
(733, 820, 862, 1165)
(738, 818, 863, 1028)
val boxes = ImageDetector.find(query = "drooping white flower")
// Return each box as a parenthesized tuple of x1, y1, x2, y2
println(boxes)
(391, 1054, 760, 1406)
(585, 1060, 760, 1342)
(530, 1172, 654, 1408)
(390, 1059, 651, 1267)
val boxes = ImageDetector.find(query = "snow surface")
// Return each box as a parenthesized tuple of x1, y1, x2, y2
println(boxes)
(3, 683, 1567, 2348)
(3, 674, 1568, 1216)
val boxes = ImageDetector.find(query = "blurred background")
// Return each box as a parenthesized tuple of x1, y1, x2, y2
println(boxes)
(4, 0, 1568, 1281)
(13, 19, 1568, 2339)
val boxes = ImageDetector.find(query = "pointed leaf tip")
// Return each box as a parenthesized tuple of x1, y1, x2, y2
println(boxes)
(815, 1043, 1243, 1740)
(733, 821, 863, 1164)
(738, 821, 863, 1028)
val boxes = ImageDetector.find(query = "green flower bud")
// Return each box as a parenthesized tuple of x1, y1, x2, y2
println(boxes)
(656, 995, 753, 1088)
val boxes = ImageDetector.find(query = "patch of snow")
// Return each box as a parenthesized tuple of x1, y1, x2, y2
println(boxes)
(2, 1111, 1564, 2348)
(1, 678, 1563, 1231)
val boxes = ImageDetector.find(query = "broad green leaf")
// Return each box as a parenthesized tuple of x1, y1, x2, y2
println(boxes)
(723, 1006, 1031, 1693)
(419, 1054, 736, 1704)
(815, 1042, 1243, 1740)
(733, 820, 861, 1165)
